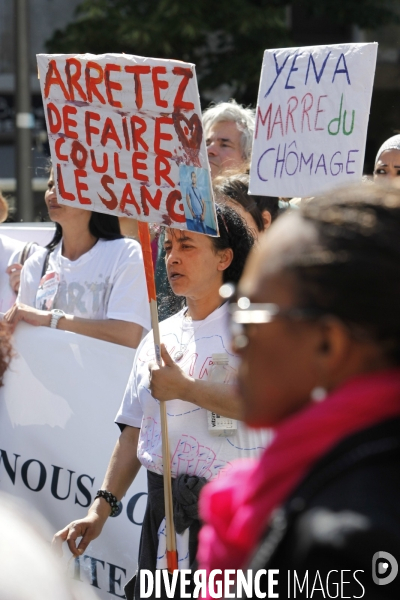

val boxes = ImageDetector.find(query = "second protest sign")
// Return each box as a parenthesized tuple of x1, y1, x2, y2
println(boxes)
(249, 42, 378, 198)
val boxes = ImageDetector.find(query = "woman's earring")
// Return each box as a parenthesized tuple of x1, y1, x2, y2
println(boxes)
(310, 386, 327, 402)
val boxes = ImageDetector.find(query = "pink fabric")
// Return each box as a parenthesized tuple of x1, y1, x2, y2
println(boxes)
(198, 369, 400, 576)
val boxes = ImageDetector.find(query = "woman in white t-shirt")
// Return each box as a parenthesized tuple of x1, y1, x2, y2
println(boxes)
(4, 171, 150, 348)
(54, 202, 271, 599)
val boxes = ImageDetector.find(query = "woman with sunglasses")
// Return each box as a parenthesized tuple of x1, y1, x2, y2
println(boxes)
(199, 184, 400, 598)
(4, 170, 150, 348)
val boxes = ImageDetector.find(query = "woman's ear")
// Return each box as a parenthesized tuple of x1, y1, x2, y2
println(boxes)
(217, 247, 234, 272)
(313, 317, 372, 389)
(315, 317, 351, 365)
(261, 210, 272, 230)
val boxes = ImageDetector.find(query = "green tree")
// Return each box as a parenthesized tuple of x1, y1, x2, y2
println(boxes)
(46, 0, 398, 106)
(300, 0, 398, 28)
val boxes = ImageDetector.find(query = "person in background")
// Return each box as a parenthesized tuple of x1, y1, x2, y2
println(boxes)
(156, 101, 256, 319)
(374, 133, 400, 180)
(53, 203, 270, 600)
(199, 184, 400, 598)
(214, 171, 279, 240)
(156, 99, 256, 318)
(203, 99, 255, 178)
(4, 170, 150, 348)
(0, 192, 38, 313)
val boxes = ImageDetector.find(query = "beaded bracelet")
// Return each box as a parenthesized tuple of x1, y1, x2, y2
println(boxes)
(95, 489, 120, 517)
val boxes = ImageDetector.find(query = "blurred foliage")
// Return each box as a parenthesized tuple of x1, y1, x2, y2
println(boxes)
(300, 0, 399, 29)
(46, 0, 399, 106)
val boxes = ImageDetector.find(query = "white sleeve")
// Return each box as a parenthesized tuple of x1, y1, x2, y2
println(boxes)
(7, 241, 39, 266)
(115, 335, 145, 428)
(106, 240, 151, 331)
(17, 249, 47, 307)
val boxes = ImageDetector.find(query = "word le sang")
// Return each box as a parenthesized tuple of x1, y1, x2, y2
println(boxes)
(40, 56, 203, 224)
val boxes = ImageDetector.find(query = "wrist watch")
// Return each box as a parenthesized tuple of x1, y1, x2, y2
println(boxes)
(50, 309, 65, 329)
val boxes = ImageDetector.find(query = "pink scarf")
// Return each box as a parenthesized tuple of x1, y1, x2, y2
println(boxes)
(198, 369, 400, 575)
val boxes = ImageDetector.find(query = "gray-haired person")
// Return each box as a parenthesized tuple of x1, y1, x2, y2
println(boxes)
(203, 99, 255, 178)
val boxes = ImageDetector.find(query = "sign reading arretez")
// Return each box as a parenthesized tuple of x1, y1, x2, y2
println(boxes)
(249, 42, 378, 198)
(36, 53, 216, 231)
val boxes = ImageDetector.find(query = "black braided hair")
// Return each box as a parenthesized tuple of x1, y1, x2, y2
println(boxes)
(46, 212, 122, 250)
(211, 201, 255, 283)
(157, 202, 255, 317)
(284, 184, 400, 364)
(214, 172, 279, 232)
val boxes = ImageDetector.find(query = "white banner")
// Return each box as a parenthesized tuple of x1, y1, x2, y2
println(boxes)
(37, 53, 218, 235)
(249, 42, 378, 198)
(0, 324, 147, 599)
(0, 223, 55, 247)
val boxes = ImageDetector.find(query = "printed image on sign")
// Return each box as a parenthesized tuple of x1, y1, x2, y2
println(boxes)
(36, 53, 217, 233)
(249, 43, 378, 198)
(179, 165, 217, 235)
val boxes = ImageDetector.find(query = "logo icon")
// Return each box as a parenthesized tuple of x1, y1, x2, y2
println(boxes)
(372, 551, 398, 586)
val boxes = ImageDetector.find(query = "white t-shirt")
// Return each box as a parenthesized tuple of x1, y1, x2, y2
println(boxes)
(0, 235, 38, 313)
(116, 303, 269, 481)
(17, 238, 151, 329)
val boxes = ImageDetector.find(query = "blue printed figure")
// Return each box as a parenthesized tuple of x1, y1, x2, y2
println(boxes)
(186, 171, 207, 233)
(185, 171, 206, 233)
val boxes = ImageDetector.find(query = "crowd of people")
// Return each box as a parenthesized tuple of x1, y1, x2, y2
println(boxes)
(1, 99, 400, 599)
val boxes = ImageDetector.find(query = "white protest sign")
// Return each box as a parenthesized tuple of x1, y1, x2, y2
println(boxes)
(0, 324, 147, 600)
(249, 43, 378, 198)
(36, 53, 217, 235)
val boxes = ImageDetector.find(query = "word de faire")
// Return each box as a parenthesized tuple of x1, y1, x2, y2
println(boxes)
(249, 43, 378, 198)
(37, 53, 212, 227)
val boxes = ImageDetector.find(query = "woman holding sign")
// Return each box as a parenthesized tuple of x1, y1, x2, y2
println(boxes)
(53, 203, 270, 599)
(4, 170, 150, 348)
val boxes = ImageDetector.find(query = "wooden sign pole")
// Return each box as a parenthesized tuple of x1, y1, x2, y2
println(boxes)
(138, 221, 178, 573)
